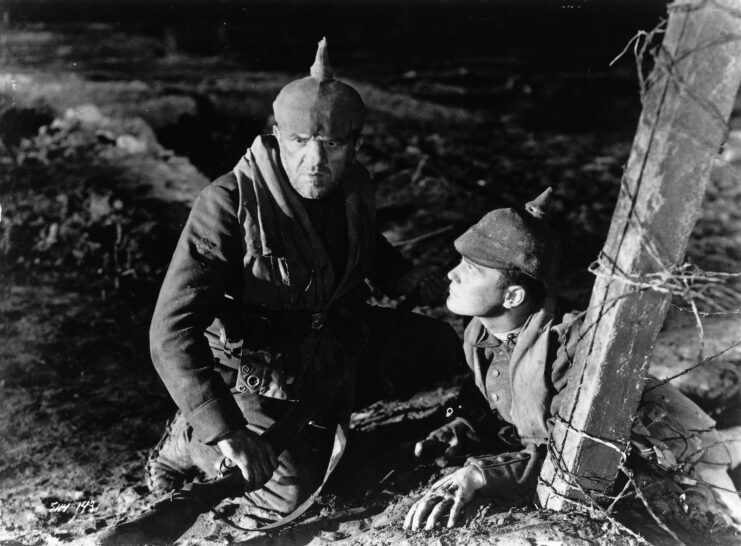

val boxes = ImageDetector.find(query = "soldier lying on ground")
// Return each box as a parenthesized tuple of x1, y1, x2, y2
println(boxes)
(402, 189, 741, 531)
(145, 38, 463, 523)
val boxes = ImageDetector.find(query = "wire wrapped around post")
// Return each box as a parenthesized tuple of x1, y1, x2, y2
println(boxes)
(537, 0, 741, 513)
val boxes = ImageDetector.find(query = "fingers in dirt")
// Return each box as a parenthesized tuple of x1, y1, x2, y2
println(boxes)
(426, 497, 453, 530)
(403, 501, 419, 530)
(411, 496, 440, 531)
(448, 496, 465, 528)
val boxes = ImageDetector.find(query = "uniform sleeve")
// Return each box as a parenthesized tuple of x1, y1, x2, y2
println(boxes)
(367, 231, 414, 297)
(549, 314, 582, 423)
(446, 377, 492, 433)
(465, 445, 544, 495)
(149, 178, 245, 444)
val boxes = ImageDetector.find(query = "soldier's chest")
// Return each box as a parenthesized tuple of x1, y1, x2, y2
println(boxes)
(474, 342, 515, 421)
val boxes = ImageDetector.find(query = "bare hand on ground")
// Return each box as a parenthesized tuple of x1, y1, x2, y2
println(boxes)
(403, 466, 486, 531)
(217, 428, 279, 490)
(414, 417, 479, 462)
(395, 265, 448, 305)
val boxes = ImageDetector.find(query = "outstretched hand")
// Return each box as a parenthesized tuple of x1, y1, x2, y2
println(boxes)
(414, 417, 479, 463)
(395, 265, 448, 305)
(217, 427, 279, 491)
(404, 466, 486, 531)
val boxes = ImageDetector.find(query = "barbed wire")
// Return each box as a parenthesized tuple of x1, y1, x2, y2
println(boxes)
(541, 414, 684, 544)
(543, 0, 741, 537)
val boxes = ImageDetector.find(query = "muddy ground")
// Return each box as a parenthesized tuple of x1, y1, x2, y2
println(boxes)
(1, 11, 741, 546)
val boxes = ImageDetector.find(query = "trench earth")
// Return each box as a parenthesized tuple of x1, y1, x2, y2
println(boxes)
(2, 10, 741, 545)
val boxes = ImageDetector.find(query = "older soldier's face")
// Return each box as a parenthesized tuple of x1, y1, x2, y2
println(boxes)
(274, 126, 359, 199)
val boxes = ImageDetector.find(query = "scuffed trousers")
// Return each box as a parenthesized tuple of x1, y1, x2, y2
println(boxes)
(635, 378, 741, 522)
(147, 308, 464, 517)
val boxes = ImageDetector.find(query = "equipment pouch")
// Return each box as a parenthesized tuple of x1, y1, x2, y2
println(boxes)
(236, 348, 291, 400)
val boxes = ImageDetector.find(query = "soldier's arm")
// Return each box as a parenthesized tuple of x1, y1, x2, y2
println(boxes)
(370, 232, 449, 304)
(150, 176, 245, 444)
(461, 313, 586, 496)
(415, 331, 491, 461)
(413, 379, 490, 455)
(548, 313, 583, 419)
(368, 231, 414, 297)
(461, 444, 544, 496)
(459, 316, 583, 497)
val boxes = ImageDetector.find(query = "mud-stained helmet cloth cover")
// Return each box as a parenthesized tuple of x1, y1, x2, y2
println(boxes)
(454, 188, 561, 287)
(272, 37, 366, 140)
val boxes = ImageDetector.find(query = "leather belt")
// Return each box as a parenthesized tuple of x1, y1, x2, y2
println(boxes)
(244, 306, 328, 331)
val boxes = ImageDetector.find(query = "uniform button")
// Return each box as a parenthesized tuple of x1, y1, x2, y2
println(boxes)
(491, 368, 500, 377)
(490, 392, 499, 402)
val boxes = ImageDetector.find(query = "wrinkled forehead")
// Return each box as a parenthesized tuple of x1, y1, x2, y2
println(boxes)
(275, 99, 357, 140)
(279, 130, 349, 144)
(273, 79, 365, 140)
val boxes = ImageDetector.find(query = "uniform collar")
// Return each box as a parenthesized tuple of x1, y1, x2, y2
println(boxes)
(472, 325, 519, 348)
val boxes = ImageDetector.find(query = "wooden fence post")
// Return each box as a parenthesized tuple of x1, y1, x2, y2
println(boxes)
(538, 0, 741, 510)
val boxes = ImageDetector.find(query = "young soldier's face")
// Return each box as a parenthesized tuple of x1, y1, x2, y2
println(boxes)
(446, 258, 508, 317)
(274, 126, 358, 199)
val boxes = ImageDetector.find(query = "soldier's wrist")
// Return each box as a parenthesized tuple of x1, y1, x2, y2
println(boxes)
(216, 426, 249, 447)
(464, 464, 487, 490)
(463, 457, 489, 488)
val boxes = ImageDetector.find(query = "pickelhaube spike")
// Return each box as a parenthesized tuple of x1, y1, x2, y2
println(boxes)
(272, 38, 366, 139)
(310, 37, 334, 82)
(525, 187, 553, 220)
(454, 186, 560, 286)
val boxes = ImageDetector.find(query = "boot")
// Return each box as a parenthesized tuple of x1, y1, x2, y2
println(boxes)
(145, 411, 199, 493)
(97, 472, 245, 546)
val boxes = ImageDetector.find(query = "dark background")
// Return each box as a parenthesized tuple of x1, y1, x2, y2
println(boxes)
(3, 0, 665, 73)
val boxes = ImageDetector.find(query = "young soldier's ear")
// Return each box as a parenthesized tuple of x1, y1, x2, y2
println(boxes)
(353, 136, 363, 153)
(503, 285, 526, 310)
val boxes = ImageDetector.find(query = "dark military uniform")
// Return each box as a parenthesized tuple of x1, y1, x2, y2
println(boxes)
(449, 298, 578, 488)
(447, 303, 731, 499)
(407, 189, 740, 524)
(148, 135, 463, 515)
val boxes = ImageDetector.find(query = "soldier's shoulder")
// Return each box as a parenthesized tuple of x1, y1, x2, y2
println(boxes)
(188, 172, 240, 221)
(551, 307, 583, 344)
(195, 172, 239, 203)
(210, 171, 239, 192)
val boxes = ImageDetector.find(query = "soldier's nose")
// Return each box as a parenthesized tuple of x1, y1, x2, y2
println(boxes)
(305, 139, 326, 164)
